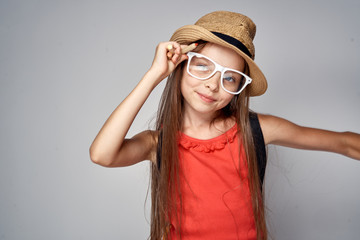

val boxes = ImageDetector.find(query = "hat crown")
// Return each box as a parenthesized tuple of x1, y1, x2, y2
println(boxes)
(194, 11, 256, 57)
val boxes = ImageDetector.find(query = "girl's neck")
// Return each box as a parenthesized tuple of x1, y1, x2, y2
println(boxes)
(181, 111, 235, 140)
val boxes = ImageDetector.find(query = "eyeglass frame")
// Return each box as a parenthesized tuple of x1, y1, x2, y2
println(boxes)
(186, 52, 252, 95)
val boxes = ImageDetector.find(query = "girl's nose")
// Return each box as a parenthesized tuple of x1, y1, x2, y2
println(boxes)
(204, 72, 221, 92)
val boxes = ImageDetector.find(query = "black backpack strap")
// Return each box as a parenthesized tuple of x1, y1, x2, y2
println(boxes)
(156, 113, 267, 185)
(156, 130, 163, 171)
(249, 112, 267, 186)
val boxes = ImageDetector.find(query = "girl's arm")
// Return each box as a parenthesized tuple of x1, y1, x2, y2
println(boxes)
(89, 42, 188, 167)
(258, 114, 360, 160)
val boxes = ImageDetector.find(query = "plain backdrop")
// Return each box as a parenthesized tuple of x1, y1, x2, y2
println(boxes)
(1, 0, 359, 239)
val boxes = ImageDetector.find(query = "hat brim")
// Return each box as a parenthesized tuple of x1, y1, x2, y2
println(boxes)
(170, 25, 267, 96)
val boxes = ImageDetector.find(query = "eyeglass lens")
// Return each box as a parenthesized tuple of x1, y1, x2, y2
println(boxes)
(188, 55, 246, 93)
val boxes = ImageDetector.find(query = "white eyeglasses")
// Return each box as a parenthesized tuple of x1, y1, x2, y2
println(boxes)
(186, 52, 252, 95)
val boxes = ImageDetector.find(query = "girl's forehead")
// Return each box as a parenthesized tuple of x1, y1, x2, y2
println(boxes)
(198, 43, 245, 70)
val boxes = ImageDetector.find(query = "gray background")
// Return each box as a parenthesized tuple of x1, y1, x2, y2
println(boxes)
(1, 0, 359, 239)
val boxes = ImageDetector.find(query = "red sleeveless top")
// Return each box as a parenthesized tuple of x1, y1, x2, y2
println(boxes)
(169, 124, 257, 240)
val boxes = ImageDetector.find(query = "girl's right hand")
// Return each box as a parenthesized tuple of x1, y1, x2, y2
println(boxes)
(148, 42, 189, 84)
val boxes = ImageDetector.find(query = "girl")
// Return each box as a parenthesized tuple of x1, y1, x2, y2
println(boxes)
(89, 11, 360, 240)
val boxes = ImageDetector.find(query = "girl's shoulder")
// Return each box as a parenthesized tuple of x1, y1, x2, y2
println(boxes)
(257, 113, 292, 145)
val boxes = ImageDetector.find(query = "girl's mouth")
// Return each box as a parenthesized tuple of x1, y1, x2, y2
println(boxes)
(197, 92, 215, 103)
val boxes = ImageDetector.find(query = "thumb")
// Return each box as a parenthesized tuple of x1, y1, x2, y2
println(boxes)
(176, 54, 188, 66)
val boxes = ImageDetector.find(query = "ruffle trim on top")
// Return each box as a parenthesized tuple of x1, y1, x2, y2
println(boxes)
(178, 124, 239, 153)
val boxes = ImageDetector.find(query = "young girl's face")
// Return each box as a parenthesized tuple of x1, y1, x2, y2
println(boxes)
(180, 43, 246, 118)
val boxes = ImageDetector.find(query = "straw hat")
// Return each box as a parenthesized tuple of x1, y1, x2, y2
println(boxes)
(170, 11, 267, 96)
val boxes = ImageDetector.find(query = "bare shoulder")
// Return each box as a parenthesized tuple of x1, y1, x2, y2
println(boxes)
(257, 113, 298, 145)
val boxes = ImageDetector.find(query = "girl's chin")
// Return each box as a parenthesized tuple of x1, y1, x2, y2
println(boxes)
(184, 103, 222, 117)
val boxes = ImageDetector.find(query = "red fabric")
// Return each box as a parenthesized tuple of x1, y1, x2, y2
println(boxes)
(169, 124, 257, 240)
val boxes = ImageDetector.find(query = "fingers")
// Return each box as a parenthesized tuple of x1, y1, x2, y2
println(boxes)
(178, 53, 189, 64)
(151, 41, 191, 78)
(166, 42, 182, 64)
(166, 44, 175, 59)
(166, 42, 198, 65)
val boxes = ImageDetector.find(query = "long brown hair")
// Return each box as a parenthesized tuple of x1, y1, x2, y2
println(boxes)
(150, 43, 267, 240)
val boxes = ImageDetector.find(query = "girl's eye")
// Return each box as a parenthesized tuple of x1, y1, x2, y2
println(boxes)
(190, 56, 213, 72)
(223, 72, 242, 84)
(223, 76, 235, 82)
(194, 64, 209, 71)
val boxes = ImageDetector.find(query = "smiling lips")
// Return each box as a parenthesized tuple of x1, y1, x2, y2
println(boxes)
(197, 92, 215, 103)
